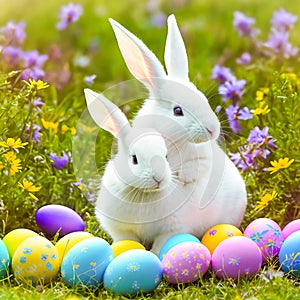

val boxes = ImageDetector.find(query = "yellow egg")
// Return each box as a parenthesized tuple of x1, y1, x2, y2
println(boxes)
(55, 231, 94, 263)
(12, 236, 60, 284)
(3, 228, 39, 259)
(201, 224, 243, 254)
(111, 240, 145, 257)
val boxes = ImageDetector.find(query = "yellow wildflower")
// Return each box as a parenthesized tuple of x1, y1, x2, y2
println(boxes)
(3, 151, 22, 176)
(281, 73, 297, 81)
(0, 138, 28, 149)
(41, 119, 59, 134)
(23, 79, 49, 90)
(61, 124, 76, 135)
(253, 101, 271, 116)
(256, 88, 269, 101)
(268, 157, 294, 174)
(0, 161, 3, 171)
(255, 191, 277, 211)
(29, 193, 39, 201)
(18, 179, 41, 192)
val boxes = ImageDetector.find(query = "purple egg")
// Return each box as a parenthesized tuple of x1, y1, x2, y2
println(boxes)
(35, 204, 85, 237)
(162, 241, 211, 284)
(282, 219, 300, 240)
(212, 236, 262, 279)
(244, 218, 283, 262)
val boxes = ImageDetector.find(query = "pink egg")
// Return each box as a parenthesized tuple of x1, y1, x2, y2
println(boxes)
(162, 241, 211, 284)
(212, 236, 262, 279)
(244, 218, 283, 262)
(282, 219, 300, 240)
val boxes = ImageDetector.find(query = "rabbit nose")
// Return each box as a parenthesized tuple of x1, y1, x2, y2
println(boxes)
(150, 155, 167, 182)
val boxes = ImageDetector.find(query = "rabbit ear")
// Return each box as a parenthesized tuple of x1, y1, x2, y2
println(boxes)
(164, 14, 189, 82)
(109, 18, 166, 90)
(84, 89, 129, 138)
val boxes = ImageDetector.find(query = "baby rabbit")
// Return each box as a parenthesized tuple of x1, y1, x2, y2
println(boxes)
(105, 14, 247, 251)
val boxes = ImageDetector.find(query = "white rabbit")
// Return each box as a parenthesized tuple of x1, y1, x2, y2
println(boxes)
(104, 14, 247, 253)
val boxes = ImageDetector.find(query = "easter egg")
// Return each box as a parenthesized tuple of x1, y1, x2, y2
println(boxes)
(244, 218, 284, 262)
(282, 219, 300, 240)
(35, 204, 85, 237)
(104, 249, 162, 296)
(201, 224, 243, 254)
(162, 241, 211, 284)
(0, 240, 9, 279)
(111, 240, 145, 258)
(61, 237, 113, 288)
(158, 233, 200, 261)
(55, 231, 94, 263)
(212, 236, 262, 279)
(279, 230, 300, 276)
(12, 236, 60, 284)
(3, 228, 39, 259)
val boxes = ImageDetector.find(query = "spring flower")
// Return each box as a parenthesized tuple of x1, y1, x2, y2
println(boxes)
(252, 101, 270, 115)
(50, 153, 69, 170)
(225, 105, 252, 133)
(24, 79, 49, 90)
(233, 11, 259, 38)
(0, 138, 28, 149)
(255, 191, 277, 211)
(0, 21, 26, 45)
(211, 64, 236, 84)
(150, 12, 167, 28)
(268, 157, 294, 174)
(41, 119, 59, 134)
(271, 8, 298, 32)
(22, 50, 48, 80)
(84, 74, 96, 85)
(236, 52, 252, 65)
(256, 88, 269, 101)
(33, 97, 46, 107)
(218, 79, 246, 103)
(3, 151, 22, 176)
(247, 126, 276, 149)
(61, 125, 76, 135)
(1, 45, 24, 65)
(18, 179, 41, 192)
(56, 3, 83, 30)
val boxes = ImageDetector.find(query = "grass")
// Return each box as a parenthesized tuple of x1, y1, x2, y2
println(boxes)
(1, 0, 300, 299)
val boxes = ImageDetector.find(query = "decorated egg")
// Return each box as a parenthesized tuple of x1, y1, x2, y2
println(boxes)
(103, 249, 162, 296)
(12, 236, 60, 284)
(3, 228, 39, 259)
(201, 224, 243, 254)
(244, 218, 283, 262)
(61, 237, 113, 288)
(162, 241, 211, 284)
(282, 219, 300, 240)
(111, 240, 145, 258)
(212, 236, 262, 279)
(279, 230, 300, 276)
(0, 240, 9, 279)
(158, 233, 200, 261)
(35, 204, 85, 237)
(55, 231, 94, 263)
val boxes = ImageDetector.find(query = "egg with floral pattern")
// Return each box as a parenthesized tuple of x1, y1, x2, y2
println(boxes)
(244, 218, 284, 262)
(12, 236, 60, 284)
(212, 236, 262, 279)
(0, 240, 9, 279)
(103, 249, 162, 296)
(61, 237, 113, 288)
(162, 241, 211, 284)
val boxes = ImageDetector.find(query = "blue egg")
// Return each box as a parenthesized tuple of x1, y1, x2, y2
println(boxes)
(61, 237, 113, 288)
(0, 240, 9, 279)
(279, 230, 300, 276)
(158, 233, 200, 261)
(103, 249, 162, 296)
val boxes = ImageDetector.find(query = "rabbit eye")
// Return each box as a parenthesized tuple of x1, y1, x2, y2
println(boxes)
(132, 155, 138, 165)
(173, 106, 184, 116)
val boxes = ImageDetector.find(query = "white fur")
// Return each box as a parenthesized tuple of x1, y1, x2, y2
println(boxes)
(90, 15, 247, 254)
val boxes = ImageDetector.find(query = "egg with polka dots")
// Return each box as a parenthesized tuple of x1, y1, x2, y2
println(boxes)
(162, 241, 211, 284)
(61, 237, 113, 289)
(12, 236, 60, 284)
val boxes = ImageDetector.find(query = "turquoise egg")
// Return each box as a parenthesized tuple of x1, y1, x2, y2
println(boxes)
(158, 233, 200, 261)
(0, 240, 9, 279)
(103, 249, 162, 296)
(61, 237, 113, 288)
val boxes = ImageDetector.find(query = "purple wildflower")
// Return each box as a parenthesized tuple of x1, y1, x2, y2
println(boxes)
(253, 147, 271, 160)
(56, 3, 83, 30)
(150, 12, 167, 28)
(247, 126, 277, 149)
(230, 146, 255, 171)
(236, 52, 252, 65)
(32, 125, 42, 144)
(264, 29, 298, 58)
(1, 45, 23, 65)
(21, 50, 48, 80)
(84, 74, 96, 85)
(218, 79, 246, 103)
(271, 8, 298, 32)
(211, 64, 236, 84)
(233, 11, 259, 38)
(226, 105, 252, 133)
(33, 97, 46, 107)
(0, 21, 26, 45)
(50, 153, 69, 170)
